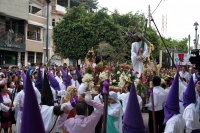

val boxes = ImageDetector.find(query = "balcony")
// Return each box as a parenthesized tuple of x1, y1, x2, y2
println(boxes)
(27, 31, 42, 41)
(27, 24, 43, 42)
(0, 31, 25, 43)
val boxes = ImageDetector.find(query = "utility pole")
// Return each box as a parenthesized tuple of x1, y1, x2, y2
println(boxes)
(188, 35, 190, 54)
(148, 5, 151, 27)
(68, 0, 70, 8)
(46, 0, 51, 66)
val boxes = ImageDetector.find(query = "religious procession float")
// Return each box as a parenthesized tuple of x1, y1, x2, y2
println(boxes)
(81, 41, 176, 105)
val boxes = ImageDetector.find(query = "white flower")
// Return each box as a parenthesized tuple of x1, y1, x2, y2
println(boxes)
(117, 71, 120, 74)
(113, 79, 116, 83)
(128, 74, 131, 77)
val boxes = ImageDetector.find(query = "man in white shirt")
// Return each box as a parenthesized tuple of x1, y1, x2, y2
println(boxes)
(55, 71, 63, 84)
(183, 77, 200, 133)
(117, 82, 142, 113)
(71, 73, 80, 89)
(145, 76, 167, 133)
(179, 66, 189, 82)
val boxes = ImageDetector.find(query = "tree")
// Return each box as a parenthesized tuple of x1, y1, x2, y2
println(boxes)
(53, 4, 188, 63)
(53, 5, 118, 60)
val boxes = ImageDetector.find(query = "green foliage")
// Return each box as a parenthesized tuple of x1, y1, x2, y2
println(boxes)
(53, 4, 188, 62)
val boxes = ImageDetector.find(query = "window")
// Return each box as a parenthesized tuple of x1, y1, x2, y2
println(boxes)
(36, 52, 43, 63)
(28, 52, 34, 63)
(21, 52, 25, 65)
(52, 19, 55, 26)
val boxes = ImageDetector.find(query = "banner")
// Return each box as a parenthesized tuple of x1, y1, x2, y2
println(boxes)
(174, 53, 191, 65)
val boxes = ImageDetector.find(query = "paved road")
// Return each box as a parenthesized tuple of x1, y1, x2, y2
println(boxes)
(10, 113, 150, 133)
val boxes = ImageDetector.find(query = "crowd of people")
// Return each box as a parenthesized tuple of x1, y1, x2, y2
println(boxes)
(0, 58, 199, 133)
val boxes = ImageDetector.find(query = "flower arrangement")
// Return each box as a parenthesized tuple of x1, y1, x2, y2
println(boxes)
(118, 71, 129, 87)
(136, 64, 155, 97)
(82, 73, 94, 90)
(99, 71, 109, 82)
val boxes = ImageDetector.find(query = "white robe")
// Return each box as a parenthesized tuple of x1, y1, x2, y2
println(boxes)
(108, 102, 123, 133)
(131, 41, 148, 78)
(164, 114, 185, 133)
(40, 105, 60, 133)
(179, 81, 187, 114)
(182, 103, 200, 133)
(117, 92, 142, 113)
(78, 83, 86, 96)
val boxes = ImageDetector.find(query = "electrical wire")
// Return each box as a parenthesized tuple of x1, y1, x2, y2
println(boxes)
(151, 0, 163, 15)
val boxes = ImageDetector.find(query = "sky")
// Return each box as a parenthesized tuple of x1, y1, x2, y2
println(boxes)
(98, 0, 200, 48)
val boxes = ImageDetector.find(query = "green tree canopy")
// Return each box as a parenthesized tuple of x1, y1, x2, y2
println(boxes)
(53, 4, 188, 63)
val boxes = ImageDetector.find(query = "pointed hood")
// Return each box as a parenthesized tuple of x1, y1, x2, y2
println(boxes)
(183, 76, 196, 108)
(163, 71, 180, 124)
(76, 67, 81, 78)
(16, 70, 21, 75)
(48, 73, 61, 91)
(60, 68, 72, 88)
(40, 72, 54, 106)
(35, 68, 43, 93)
(21, 72, 45, 133)
(22, 71, 26, 92)
(123, 81, 146, 133)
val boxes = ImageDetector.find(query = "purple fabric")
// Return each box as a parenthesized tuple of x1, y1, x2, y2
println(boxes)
(154, 58, 156, 63)
(35, 68, 43, 93)
(76, 67, 81, 78)
(163, 72, 180, 124)
(22, 71, 26, 92)
(48, 73, 61, 91)
(170, 79, 174, 85)
(147, 88, 153, 96)
(21, 71, 45, 133)
(16, 71, 21, 75)
(0, 94, 3, 103)
(102, 80, 109, 94)
(123, 82, 146, 133)
(194, 79, 198, 85)
(183, 76, 196, 108)
(70, 96, 78, 107)
(60, 68, 72, 88)
(175, 63, 178, 70)
(191, 129, 200, 133)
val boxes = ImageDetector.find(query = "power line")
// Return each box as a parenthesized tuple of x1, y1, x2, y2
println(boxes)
(151, 0, 163, 15)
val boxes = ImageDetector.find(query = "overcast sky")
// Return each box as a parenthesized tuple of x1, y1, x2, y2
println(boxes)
(98, 0, 200, 47)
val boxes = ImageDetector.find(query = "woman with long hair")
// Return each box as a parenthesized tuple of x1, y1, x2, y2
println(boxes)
(0, 84, 12, 133)
(62, 86, 78, 133)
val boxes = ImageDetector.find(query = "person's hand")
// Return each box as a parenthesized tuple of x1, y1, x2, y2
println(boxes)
(63, 106, 70, 114)
(78, 95, 85, 102)
(136, 56, 141, 61)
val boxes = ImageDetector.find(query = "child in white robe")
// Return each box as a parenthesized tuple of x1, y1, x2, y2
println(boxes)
(107, 91, 123, 133)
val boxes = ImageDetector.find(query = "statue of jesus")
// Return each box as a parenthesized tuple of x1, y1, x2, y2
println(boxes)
(131, 32, 149, 78)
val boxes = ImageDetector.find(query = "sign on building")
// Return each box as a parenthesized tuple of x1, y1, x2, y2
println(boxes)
(174, 53, 191, 65)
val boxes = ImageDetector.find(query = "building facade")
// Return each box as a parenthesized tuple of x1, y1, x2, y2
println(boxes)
(0, 0, 29, 66)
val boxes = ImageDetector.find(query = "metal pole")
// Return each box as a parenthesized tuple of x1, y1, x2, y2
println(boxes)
(188, 35, 190, 54)
(102, 94, 108, 133)
(195, 28, 197, 49)
(68, 0, 70, 8)
(46, 3, 49, 65)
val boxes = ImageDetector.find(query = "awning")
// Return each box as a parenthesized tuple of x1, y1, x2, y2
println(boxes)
(28, 20, 53, 30)
(28, 20, 44, 27)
